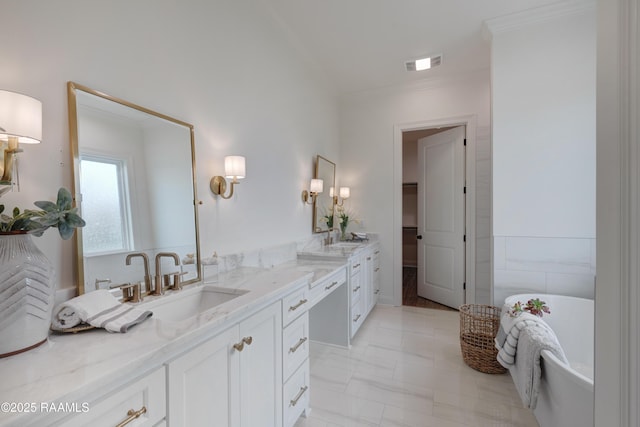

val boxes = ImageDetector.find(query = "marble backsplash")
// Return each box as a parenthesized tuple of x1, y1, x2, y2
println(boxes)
(493, 235, 596, 306)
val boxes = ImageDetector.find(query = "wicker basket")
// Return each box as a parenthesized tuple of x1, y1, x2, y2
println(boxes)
(459, 304, 506, 374)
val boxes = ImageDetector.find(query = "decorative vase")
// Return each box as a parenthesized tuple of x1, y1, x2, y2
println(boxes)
(340, 223, 348, 241)
(0, 232, 54, 358)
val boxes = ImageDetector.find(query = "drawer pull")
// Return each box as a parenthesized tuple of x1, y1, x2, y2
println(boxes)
(243, 336, 253, 346)
(289, 299, 308, 312)
(115, 406, 147, 427)
(375, 251, 380, 255)
(374, 289, 380, 295)
(353, 314, 361, 323)
(325, 281, 338, 291)
(290, 386, 308, 407)
(353, 263, 361, 269)
(352, 285, 361, 293)
(374, 267, 380, 272)
(367, 256, 371, 261)
(289, 337, 308, 353)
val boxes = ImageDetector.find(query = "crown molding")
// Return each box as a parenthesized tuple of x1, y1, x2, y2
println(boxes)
(483, 0, 596, 37)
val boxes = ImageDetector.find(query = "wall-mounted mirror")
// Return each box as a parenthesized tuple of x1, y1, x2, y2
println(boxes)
(312, 155, 336, 233)
(67, 82, 200, 294)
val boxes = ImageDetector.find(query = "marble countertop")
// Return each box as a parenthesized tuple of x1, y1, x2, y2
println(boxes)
(0, 255, 349, 426)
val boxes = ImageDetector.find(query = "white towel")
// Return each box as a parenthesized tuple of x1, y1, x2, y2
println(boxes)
(495, 310, 545, 366)
(495, 308, 568, 409)
(512, 326, 567, 408)
(51, 290, 152, 333)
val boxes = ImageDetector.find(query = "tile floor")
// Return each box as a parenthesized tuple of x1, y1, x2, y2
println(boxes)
(295, 305, 539, 427)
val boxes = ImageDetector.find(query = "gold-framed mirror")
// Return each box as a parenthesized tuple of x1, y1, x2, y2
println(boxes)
(67, 82, 200, 295)
(312, 155, 336, 233)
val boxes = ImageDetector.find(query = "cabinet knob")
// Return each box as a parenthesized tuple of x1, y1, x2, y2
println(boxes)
(233, 336, 253, 352)
(416, 235, 423, 240)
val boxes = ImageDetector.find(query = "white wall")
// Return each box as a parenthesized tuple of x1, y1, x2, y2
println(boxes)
(488, 3, 596, 305)
(339, 73, 492, 305)
(0, 0, 339, 293)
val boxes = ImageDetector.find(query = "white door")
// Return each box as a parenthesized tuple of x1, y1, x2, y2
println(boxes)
(417, 126, 465, 308)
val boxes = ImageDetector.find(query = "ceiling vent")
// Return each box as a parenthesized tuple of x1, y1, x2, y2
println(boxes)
(405, 54, 442, 72)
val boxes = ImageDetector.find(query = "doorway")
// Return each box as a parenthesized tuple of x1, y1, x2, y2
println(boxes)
(395, 116, 477, 310)
(402, 126, 465, 310)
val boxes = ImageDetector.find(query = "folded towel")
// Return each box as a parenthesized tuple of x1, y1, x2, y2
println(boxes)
(495, 310, 545, 365)
(51, 290, 152, 333)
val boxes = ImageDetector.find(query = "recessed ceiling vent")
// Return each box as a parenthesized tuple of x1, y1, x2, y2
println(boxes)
(405, 54, 442, 72)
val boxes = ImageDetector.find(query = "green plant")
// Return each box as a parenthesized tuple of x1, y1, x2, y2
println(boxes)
(508, 298, 551, 318)
(320, 208, 334, 228)
(0, 187, 86, 240)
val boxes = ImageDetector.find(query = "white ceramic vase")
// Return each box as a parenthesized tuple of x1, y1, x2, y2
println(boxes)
(0, 232, 54, 358)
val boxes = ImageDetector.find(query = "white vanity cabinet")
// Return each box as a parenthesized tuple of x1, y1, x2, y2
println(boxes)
(348, 243, 380, 339)
(58, 367, 166, 427)
(166, 301, 282, 427)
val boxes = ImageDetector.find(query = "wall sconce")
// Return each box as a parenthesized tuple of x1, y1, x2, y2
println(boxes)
(334, 187, 350, 207)
(301, 178, 323, 204)
(210, 155, 245, 199)
(0, 90, 42, 190)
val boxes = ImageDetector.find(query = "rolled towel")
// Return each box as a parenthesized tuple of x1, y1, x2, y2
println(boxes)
(51, 290, 152, 333)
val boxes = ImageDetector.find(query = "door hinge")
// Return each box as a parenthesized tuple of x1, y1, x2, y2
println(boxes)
(464, 138, 467, 146)
(463, 282, 466, 290)
(463, 235, 466, 242)
(463, 186, 466, 194)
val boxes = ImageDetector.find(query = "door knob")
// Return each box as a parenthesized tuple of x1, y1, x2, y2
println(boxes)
(416, 235, 423, 240)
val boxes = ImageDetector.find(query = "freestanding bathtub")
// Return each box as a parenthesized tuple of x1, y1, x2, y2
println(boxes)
(503, 293, 594, 427)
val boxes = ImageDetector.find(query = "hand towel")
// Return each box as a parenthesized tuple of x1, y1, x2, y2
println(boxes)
(51, 290, 152, 333)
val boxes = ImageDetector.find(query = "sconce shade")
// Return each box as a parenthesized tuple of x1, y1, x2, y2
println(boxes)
(0, 90, 42, 144)
(339, 187, 350, 199)
(224, 156, 245, 179)
(329, 187, 334, 198)
(310, 178, 323, 194)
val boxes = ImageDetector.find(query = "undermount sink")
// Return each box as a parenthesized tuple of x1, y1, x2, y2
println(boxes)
(137, 285, 249, 322)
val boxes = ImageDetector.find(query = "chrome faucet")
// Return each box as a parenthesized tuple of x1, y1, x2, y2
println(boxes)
(153, 252, 181, 295)
(125, 252, 151, 295)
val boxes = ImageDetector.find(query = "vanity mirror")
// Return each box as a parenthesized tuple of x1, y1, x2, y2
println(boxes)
(67, 82, 200, 294)
(312, 155, 336, 233)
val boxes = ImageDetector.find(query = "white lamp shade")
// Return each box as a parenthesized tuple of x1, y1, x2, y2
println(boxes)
(224, 156, 245, 179)
(329, 187, 334, 197)
(0, 90, 42, 144)
(339, 187, 350, 199)
(310, 178, 323, 194)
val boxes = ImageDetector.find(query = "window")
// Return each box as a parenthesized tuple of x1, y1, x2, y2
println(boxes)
(79, 155, 133, 255)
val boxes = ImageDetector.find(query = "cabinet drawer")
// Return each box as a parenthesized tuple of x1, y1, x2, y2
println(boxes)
(309, 268, 346, 307)
(282, 311, 309, 381)
(350, 258, 363, 277)
(350, 297, 365, 338)
(282, 285, 309, 326)
(59, 367, 166, 427)
(350, 277, 362, 304)
(283, 362, 310, 427)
